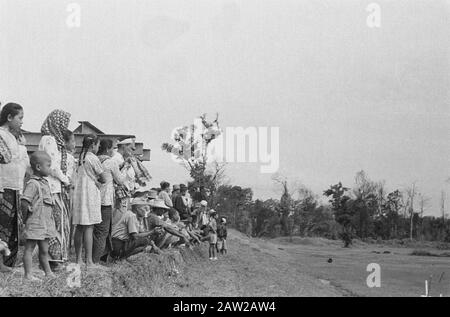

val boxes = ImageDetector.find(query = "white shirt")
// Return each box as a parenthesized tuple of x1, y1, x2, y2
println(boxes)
(39, 135, 69, 194)
(111, 151, 136, 191)
(0, 127, 29, 193)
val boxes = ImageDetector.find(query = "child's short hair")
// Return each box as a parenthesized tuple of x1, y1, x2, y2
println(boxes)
(30, 151, 51, 171)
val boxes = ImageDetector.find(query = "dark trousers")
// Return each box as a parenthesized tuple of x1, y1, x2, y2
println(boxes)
(111, 236, 150, 260)
(92, 205, 112, 263)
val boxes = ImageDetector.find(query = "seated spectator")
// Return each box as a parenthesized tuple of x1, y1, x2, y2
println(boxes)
(158, 181, 173, 208)
(133, 183, 152, 199)
(147, 199, 191, 248)
(110, 198, 156, 260)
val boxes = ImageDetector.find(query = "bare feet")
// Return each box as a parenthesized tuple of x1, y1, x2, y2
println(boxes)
(86, 262, 103, 270)
(45, 272, 56, 279)
(76, 259, 85, 267)
(0, 264, 13, 273)
(24, 275, 42, 282)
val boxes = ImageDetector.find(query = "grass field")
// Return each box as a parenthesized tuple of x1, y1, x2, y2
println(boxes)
(1, 230, 449, 297)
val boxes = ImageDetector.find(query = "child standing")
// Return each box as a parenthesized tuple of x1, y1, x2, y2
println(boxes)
(63, 130, 76, 250)
(72, 135, 106, 268)
(208, 210, 218, 261)
(21, 151, 57, 281)
(217, 217, 228, 255)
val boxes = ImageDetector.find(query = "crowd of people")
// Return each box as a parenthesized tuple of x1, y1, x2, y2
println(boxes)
(0, 103, 228, 282)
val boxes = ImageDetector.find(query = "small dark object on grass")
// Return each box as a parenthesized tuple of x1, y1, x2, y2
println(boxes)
(410, 250, 450, 257)
(278, 248, 284, 250)
(327, 258, 333, 263)
(383, 251, 391, 254)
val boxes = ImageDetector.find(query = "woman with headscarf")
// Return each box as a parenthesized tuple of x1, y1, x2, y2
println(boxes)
(38, 109, 71, 270)
(0, 103, 29, 272)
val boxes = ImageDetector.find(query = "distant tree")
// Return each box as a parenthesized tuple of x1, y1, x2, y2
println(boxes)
(405, 182, 418, 241)
(324, 182, 353, 247)
(272, 174, 295, 236)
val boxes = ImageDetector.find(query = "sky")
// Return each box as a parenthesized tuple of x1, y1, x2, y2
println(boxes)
(0, 0, 449, 216)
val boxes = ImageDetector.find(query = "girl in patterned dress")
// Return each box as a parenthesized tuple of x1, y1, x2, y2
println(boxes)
(72, 135, 106, 268)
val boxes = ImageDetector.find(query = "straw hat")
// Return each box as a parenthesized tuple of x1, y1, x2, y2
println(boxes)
(149, 199, 170, 209)
(135, 183, 152, 194)
(148, 190, 158, 199)
(200, 200, 208, 207)
(131, 197, 151, 206)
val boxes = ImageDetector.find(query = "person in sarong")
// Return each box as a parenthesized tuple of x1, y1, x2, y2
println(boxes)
(0, 103, 28, 272)
(38, 109, 72, 270)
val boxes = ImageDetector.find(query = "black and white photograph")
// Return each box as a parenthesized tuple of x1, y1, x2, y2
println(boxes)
(0, 0, 449, 301)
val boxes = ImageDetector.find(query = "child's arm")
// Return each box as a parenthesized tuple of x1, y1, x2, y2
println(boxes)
(20, 199, 31, 223)
(21, 181, 38, 223)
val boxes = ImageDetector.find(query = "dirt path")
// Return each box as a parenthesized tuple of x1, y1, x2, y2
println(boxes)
(170, 230, 343, 297)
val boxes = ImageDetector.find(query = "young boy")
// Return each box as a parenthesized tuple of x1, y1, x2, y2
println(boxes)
(217, 217, 228, 255)
(208, 210, 218, 261)
(21, 151, 57, 281)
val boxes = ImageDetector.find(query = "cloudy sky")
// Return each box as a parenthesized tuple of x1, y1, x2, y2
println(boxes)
(1, 0, 449, 215)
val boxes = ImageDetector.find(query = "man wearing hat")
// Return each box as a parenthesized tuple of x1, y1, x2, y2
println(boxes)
(147, 199, 191, 248)
(111, 138, 135, 167)
(110, 197, 155, 260)
(174, 184, 190, 221)
(111, 137, 137, 196)
(133, 183, 152, 199)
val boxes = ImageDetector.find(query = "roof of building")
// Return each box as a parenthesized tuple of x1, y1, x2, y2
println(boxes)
(74, 121, 105, 134)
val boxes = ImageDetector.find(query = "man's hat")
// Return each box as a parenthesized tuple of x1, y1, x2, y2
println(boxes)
(131, 197, 151, 206)
(135, 183, 152, 194)
(173, 184, 180, 191)
(180, 184, 187, 190)
(148, 190, 158, 199)
(200, 200, 208, 207)
(149, 198, 170, 209)
(209, 209, 217, 215)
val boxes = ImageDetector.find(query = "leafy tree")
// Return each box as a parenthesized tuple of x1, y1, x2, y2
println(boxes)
(324, 182, 353, 247)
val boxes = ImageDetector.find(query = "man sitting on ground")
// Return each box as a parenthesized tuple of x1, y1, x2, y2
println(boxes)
(147, 199, 191, 249)
(110, 198, 158, 260)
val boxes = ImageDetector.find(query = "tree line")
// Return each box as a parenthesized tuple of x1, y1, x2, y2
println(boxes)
(204, 169, 450, 246)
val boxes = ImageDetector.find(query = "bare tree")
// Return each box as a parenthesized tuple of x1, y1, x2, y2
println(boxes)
(441, 191, 446, 240)
(418, 193, 431, 240)
(405, 182, 418, 241)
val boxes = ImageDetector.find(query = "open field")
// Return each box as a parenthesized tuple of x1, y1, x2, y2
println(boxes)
(1, 229, 449, 297)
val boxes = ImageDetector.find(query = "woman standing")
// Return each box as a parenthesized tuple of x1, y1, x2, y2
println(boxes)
(72, 135, 106, 267)
(38, 109, 71, 269)
(93, 138, 126, 263)
(0, 103, 28, 272)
